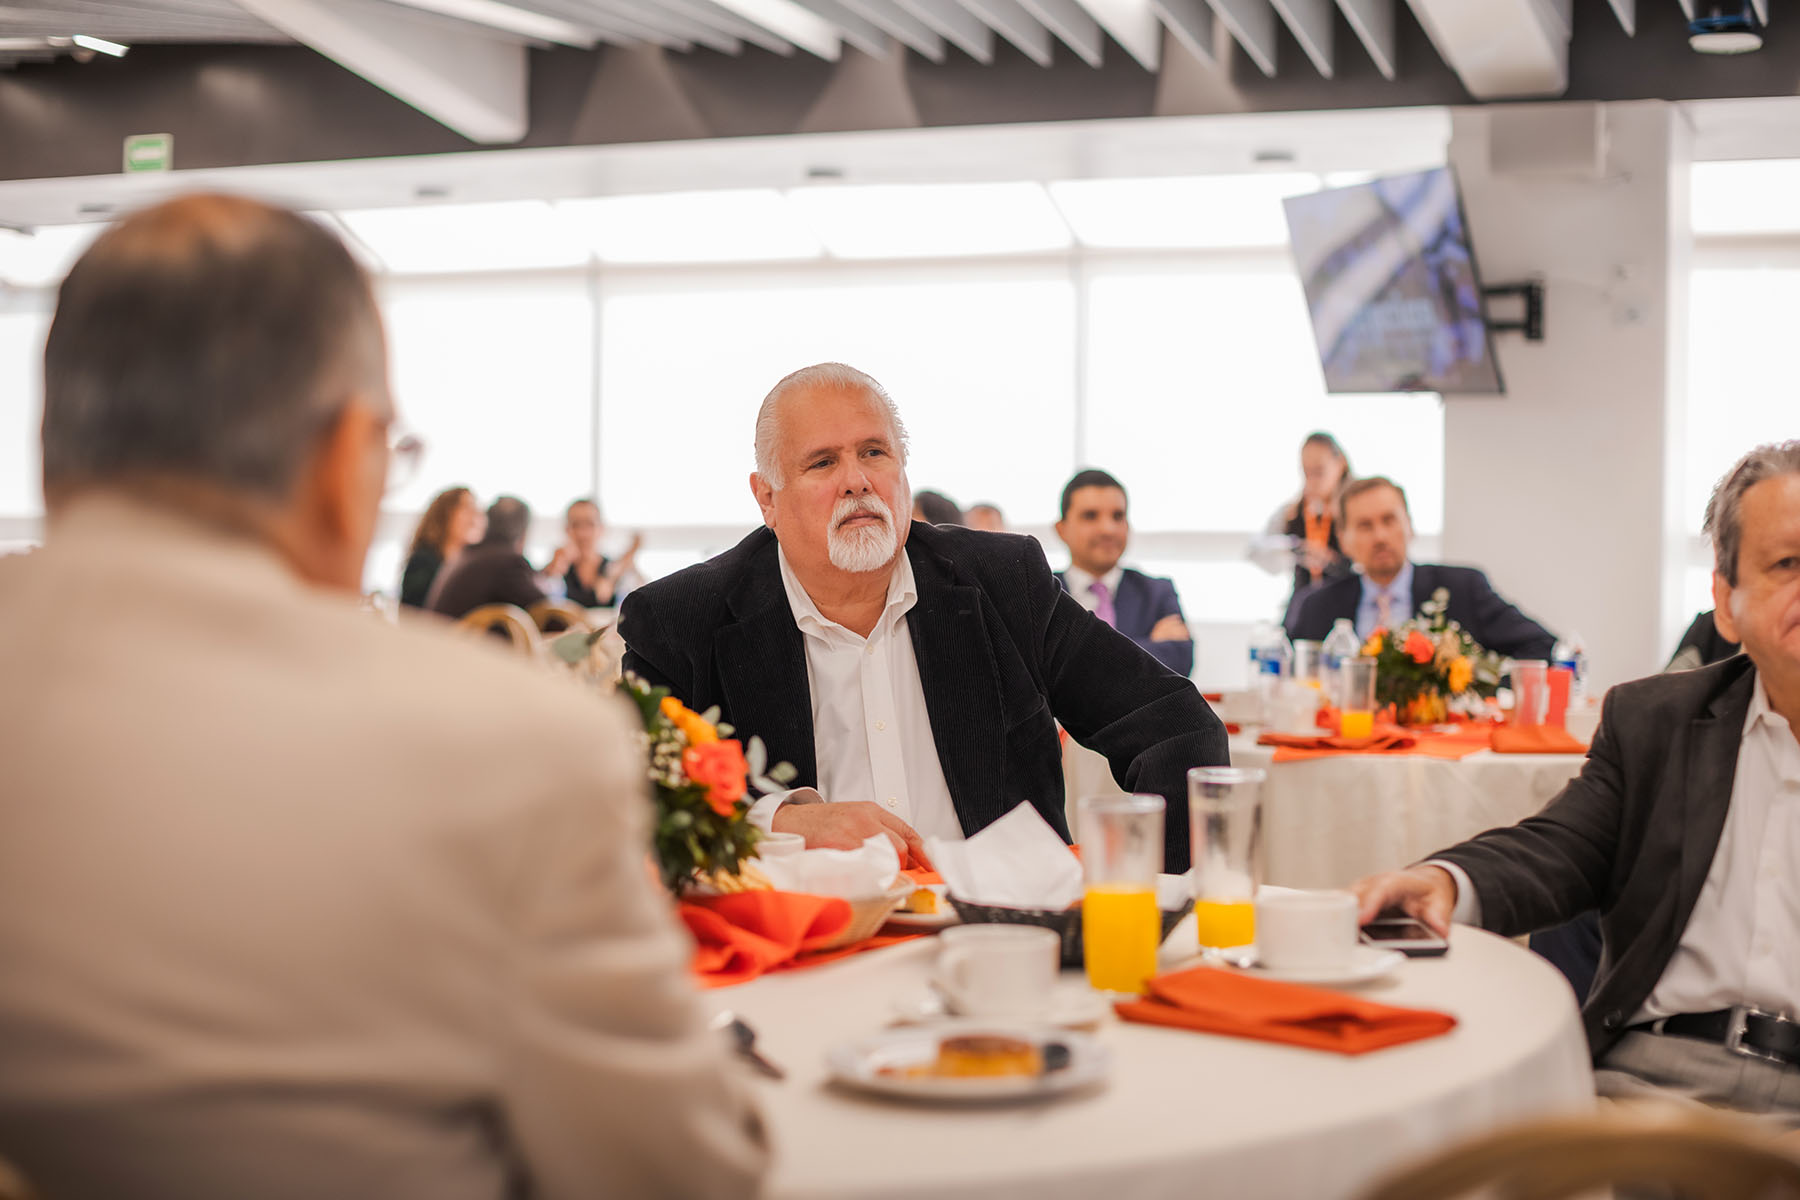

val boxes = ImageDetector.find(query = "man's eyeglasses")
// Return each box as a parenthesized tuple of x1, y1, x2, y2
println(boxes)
(385, 426, 426, 496)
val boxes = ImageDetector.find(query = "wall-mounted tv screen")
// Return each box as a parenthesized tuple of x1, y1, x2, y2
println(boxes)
(1282, 166, 1504, 395)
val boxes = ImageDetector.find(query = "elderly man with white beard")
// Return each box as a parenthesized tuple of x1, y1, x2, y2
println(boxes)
(618, 363, 1227, 872)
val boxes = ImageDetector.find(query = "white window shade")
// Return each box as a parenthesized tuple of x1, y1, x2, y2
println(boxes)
(557, 190, 822, 263)
(1082, 262, 1443, 544)
(339, 202, 588, 274)
(0, 225, 103, 289)
(597, 267, 1077, 527)
(1047, 174, 1320, 249)
(1692, 160, 1800, 236)
(784, 183, 1073, 259)
(0, 309, 49, 517)
(378, 276, 594, 519)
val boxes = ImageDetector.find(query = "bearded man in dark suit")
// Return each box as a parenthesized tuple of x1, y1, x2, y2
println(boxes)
(618, 363, 1226, 872)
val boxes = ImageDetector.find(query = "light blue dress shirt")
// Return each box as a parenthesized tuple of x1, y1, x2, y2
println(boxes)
(1354, 561, 1414, 640)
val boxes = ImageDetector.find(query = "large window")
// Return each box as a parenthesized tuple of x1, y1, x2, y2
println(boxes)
(0, 306, 49, 525)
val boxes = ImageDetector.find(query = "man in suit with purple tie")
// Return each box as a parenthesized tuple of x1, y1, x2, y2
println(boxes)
(1054, 469, 1195, 678)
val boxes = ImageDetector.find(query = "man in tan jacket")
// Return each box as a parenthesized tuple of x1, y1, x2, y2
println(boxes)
(0, 195, 767, 1200)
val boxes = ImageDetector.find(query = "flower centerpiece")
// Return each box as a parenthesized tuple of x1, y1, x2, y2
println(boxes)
(620, 672, 798, 893)
(1359, 588, 1506, 725)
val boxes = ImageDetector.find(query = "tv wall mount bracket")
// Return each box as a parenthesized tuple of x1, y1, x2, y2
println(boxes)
(1481, 281, 1544, 341)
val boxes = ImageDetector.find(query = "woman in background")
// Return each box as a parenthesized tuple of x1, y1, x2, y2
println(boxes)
(399, 486, 482, 609)
(1249, 432, 1353, 626)
(544, 498, 642, 608)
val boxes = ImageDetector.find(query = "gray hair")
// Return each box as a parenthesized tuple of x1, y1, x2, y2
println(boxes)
(485, 495, 532, 548)
(1705, 440, 1800, 586)
(42, 193, 388, 503)
(752, 362, 909, 490)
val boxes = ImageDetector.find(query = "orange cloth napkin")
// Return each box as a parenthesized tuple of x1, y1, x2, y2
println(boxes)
(1490, 725, 1589, 754)
(681, 891, 917, 988)
(901, 866, 943, 887)
(1115, 965, 1458, 1055)
(1259, 725, 1418, 758)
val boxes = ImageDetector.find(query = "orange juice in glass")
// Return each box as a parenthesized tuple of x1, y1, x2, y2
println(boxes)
(1077, 794, 1165, 994)
(1338, 656, 1379, 738)
(1188, 767, 1266, 955)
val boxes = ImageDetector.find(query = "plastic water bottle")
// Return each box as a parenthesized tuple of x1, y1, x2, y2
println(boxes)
(1552, 632, 1587, 702)
(1247, 622, 1292, 720)
(1321, 618, 1362, 706)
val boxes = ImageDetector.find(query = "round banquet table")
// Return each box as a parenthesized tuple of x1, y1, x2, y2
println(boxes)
(725, 922, 1595, 1200)
(1224, 734, 1588, 890)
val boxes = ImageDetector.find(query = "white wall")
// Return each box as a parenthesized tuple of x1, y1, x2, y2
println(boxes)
(1443, 101, 1691, 690)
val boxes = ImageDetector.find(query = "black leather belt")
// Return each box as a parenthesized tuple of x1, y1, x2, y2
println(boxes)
(1631, 1007, 1800, 1068)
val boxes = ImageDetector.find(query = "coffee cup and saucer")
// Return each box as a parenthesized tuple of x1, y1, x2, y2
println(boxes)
(1218, 890, 1404, 987)
(891, 925, 1110, 1029)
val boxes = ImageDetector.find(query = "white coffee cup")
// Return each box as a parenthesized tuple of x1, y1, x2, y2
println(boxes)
(1254, 889, 1359, 972)
(933, 925, 1060, 1020)
(755, 831, 806, 860)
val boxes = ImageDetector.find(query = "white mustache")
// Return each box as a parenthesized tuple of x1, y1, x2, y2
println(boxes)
(832, 496, 892, 530)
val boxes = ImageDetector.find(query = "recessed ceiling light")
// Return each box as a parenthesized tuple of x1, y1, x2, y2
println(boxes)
(1689, 1, 1763, 54)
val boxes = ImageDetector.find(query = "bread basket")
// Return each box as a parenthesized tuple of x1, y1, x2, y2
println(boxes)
(814, 880, 917, 950)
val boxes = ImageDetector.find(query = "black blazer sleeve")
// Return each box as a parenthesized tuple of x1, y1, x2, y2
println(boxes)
(1454, 568, 1557, 661)
(497, 555, 550, 614)
(398, 550, 441, 610)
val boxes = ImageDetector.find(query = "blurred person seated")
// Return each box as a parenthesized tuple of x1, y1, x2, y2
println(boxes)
(427, 495, 547, 619)
(397, 485, 482, 608)
(0, 195, 766, 1199)
(541, 498, 642, 609)
(1054, 469, 1194, 678)
(1286, 475, 1557, 661)
(1668, 609, 1742, 673)
(965, 502, 1006, 532)
(1248, 431, 1355, 628)
(618, 363, 1226, 872)
(1353, 442, 1800, 1119)
(912, 489, 964, 526)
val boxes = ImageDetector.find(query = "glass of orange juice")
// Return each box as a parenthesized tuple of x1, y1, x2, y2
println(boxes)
(1188, 767, 1265, 955)
(1078, 794, 1165, 995)
(1338, 655, 1378, 739)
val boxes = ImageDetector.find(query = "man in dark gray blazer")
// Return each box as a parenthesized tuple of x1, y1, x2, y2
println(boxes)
(1354, 442, 1800, 1117)
(619, 364, 1227, 873)
(1053, 468, 1195, 678)
(1286, 476, 1556, 662)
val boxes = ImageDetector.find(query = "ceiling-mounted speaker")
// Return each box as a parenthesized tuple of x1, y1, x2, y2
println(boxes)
(1487, 103, 1606, 178)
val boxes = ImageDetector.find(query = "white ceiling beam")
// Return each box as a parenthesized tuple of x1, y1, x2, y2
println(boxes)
(1017, 0, 1102, 65)
(1203, 0, 1275, 74)
(1334, 0, 1393, 78)
(1405, 0, 1570, 99)
(834, 0, 946, 59)
(956, 0, 1053, 64)
(1605, 0, 1632, 34)
(585, 0, 746, 49)
(894, 0, 993, 58)
(231, 0, 528, 142)
(1149, 0, 1215, 65)
(706, 0, 842, 56)
(659, 0, 798, 49)
(371, 0, 598, 42)
(783, 0, 893, 55)
(1674, 0, 1693, 17)
(1270, 0, 1330, 75)
(574, 1, 694, 46)
(1071, 0, 1159, 68)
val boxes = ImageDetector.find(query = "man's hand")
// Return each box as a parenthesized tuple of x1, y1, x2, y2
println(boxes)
(1351, 864, 1458, 937)
(1149, 614, 1191, 643)
(771, 801, 933, 870)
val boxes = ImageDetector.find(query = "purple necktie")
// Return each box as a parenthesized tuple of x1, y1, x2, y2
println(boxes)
(1089, 580, 1117, 628)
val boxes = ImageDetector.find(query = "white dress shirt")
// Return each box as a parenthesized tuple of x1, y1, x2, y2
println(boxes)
(745, 548, 965, 843)
(1062, 564, 1125, 617)
(1435, 673, 1800, 1020)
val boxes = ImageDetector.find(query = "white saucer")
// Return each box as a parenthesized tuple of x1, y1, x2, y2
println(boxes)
(1217, 944, 1405, 987)
(884, 884, 959, 930)
(828, 1021, 1110, 1104)
(891, 983, 1111, 1029)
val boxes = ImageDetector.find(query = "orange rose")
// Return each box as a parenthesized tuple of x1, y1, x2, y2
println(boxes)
(1403, 630, 1435, 665)
(684, 740, 748, 816)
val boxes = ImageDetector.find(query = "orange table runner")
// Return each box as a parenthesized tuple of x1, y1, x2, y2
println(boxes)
(1259, 722, 1498, 763)
(1116, 965, 1457, 1055)
(682, 891, 921, 989)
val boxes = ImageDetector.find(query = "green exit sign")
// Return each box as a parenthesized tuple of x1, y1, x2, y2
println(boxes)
(123, 133, 172, 174)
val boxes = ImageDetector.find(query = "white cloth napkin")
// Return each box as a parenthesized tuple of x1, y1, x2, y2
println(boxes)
(754, 834, 901, 899)
(926, 803, 1084, 909)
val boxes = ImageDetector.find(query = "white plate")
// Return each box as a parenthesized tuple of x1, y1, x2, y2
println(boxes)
(827, 1022, 1110, 1104)
(1217, 944, 1405, 987)
(884, 884, 959, 929)
(890, 983, 1111, 1029)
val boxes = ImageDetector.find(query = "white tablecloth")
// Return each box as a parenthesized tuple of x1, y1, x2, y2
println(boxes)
(1227, 735, 1589, 890)
(727, 925, 1594, 1200)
